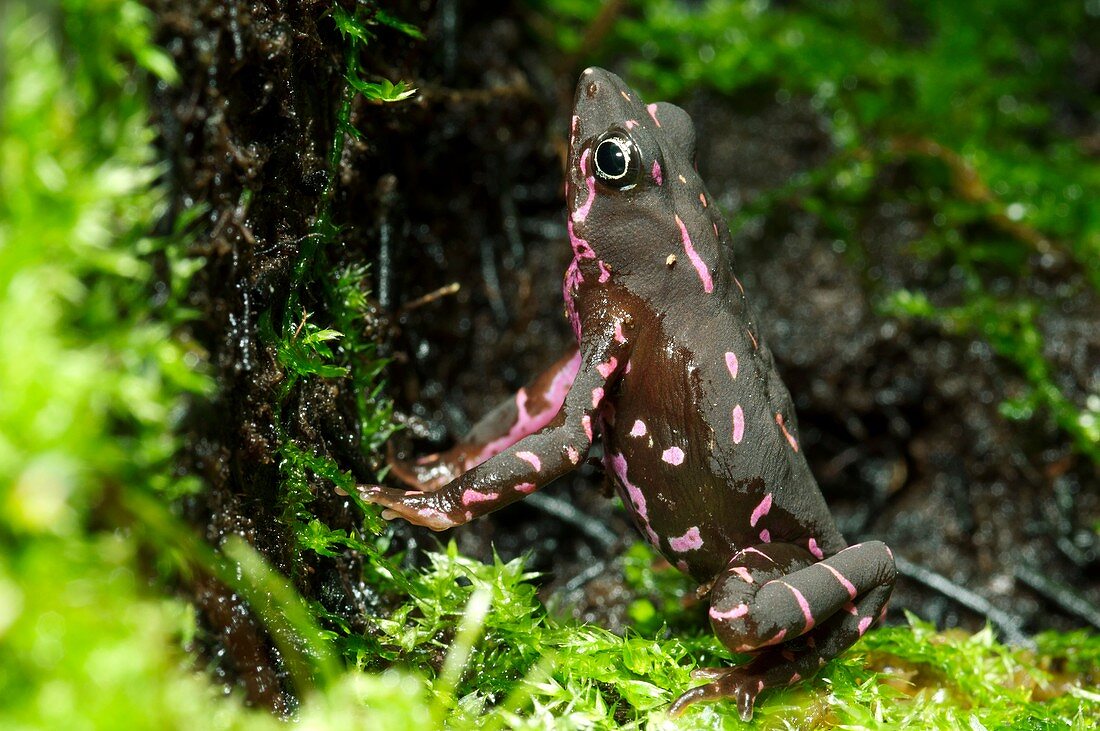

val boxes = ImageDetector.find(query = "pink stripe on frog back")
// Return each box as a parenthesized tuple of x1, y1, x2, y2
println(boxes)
(652, 159, 663, 185)
(563, 256, 584, 339)
(472, 351, 581, 465)
(732, 404, 745, 444)
(571, 148, 596, 224)
(646, 103, 661, 127)
(749, 493, 772, 527)
(725, 351, 738, 379)
(609, 452, 660, 546)
(669, 525, 703, 552)
(675, 215, 713, 293)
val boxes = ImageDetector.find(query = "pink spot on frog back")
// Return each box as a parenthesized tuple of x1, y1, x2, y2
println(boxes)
(674, 214, 713, 293)
(732, 405, 745, 444)
(596, 357, 618, 378)
(725, 351, 739, 379)
(462, 489, 496, 505)
(807, 537, 824, 559)
(651, 159, 663, 185)
(516, 451, 541, 471)
(749, 493, 772, 527)
(661, 446, 685, 465)
(669, 525, 703, 552)
(515, 482, 536, 495)
(629, 419, 647, 437)
(597, 259, 611, 283)
(646, 103, 661, 126)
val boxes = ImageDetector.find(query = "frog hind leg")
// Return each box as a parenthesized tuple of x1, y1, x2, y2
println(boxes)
(389, 346, 580, 491)
(669, 540, 896, 721)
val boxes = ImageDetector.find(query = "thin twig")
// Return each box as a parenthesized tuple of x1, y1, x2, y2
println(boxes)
(398, 282, 461, 314)
(525, 491, 618, 551)
(1014, 564, 1100, 631)
(894, 555, 1032, 647)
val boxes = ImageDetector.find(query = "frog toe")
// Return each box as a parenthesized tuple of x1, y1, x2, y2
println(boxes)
(353, 485, 460, 531)
(669, 668, 762, 722)
(689, 666, 729, 681)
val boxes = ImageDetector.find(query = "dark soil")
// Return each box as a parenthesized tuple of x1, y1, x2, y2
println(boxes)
(147, 0, 1099, 711)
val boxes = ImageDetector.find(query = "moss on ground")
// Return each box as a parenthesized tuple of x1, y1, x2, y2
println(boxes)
(0, 1, 1096, 729)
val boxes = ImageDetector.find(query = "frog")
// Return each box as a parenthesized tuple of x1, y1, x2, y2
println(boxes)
(356, 67, 897, 721)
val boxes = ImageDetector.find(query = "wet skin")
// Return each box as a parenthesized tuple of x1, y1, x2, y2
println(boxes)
(358, 68, 896, 720)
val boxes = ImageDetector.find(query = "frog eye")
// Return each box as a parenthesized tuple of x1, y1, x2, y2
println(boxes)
(592, 133, 640, 189)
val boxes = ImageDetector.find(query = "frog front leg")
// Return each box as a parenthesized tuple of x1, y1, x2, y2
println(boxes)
(389, 346, 581, 492)
(358, 315, 631, 530)
(671, 540, 896, 721)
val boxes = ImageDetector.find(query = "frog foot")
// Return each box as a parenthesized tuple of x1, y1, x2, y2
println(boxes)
(353, 484, 459, 531)
(668, 666, 766, 722)
(386, 442, 471, 492)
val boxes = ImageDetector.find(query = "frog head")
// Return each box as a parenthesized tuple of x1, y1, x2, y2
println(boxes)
(565, 68, 728, 306)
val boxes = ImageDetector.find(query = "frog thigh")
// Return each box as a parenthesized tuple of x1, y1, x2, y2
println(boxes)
(389, 346, 581, 491)
(670, 540, 896, 719)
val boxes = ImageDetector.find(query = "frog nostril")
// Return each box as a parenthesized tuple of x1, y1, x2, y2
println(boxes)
(586, 82, 598, 99)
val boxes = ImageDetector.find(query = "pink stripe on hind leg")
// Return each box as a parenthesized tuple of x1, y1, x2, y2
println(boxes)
(779, 581, 816, 633)
(820, 563, 857, 599)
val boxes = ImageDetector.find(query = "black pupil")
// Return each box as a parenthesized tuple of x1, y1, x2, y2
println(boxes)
(596, 139, 627, 178)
